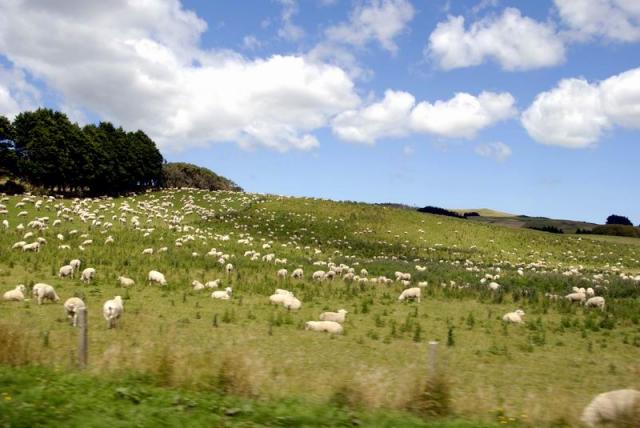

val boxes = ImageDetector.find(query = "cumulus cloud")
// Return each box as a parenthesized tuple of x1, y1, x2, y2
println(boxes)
(428, 8, 565, 71)
(332, 90, 516, 143)
(0, 0, 360, 151)
(0, 65, 40, 118)
(474, 141, 512, 162)
(522, 67, 640, 148)
(554, 0, 640, 42)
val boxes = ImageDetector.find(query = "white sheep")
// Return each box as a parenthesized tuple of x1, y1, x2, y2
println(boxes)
(205, 280, 220, 289)
(291, 268, 304, 279)
(277, 268, 288, 279)
(148, 270, 167, 285)
(398, 287, 421, 303)
(488, 281, 501, 291)
(211, 287, 232, 300)
(581, 389, 640, 428)
(502, 309, 526, 324)
(142, 248, 153, 255)
(22, 242, 40, 252)
(319, 309, 348, 323)
(58, 265, 74, 278)
(312, 270, 326, 281)
(585, 296, 606, 311)
(118, 276, 135, 288)
(565, 292, 586, 303)
(274, 288, 293, 296)
(225, 263, 234, 274)
(304, 320, 343, 334)
(32, 283, 60, 305)
(3, 284, 26, 301)
(192, 280, 205, 291)
(81, 267, 96, 283)
(70, 259, 81, 272)
(586, 287, 595, 297)
(64, 297, 86, 327)
(282, 295, 301, 310)
(103, 296, 124, 329)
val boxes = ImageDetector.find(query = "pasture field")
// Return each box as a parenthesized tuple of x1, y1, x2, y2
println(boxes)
(1, 189, 639, 426)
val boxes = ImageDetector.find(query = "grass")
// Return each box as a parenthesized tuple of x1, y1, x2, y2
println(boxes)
(0, 189, 639, 426)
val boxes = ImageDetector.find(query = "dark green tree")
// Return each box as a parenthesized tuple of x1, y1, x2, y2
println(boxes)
(0, 115, 18, 177)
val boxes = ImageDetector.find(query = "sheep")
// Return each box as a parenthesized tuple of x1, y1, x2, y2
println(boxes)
(269, 293, 289, 305)
(502, 309, 526, 324)
(148, 270, 167, 285)
(58, 265, 74, 278)
(118, 276, 135, 288)
(32, 283, 60, 305)
(64, 297, 86, 327)
(291, 268, 304, 279)
(211, 287, 232, 300)
(81, 267, 96, 283)
(586, 287, 595, 297)
(282, 295, 301, 310)
(585, 296, 606, 311)
(70, 259, 81, 272)
(22, 242, 40, 252)
(142, 248, 153, 255)
(398, 287, 421, 303)
(3, 284, 26, 301)
(205, 280, 220, 289)
(11, 241, 26, 250)
(304, 320, 343, 334)
(565, 292, 586, 303)
(277, 268, 288, 279)
(488, 281, 501, 291)
(225, 263, 234, 274)
(325, 270, 336, 281)
(103, 296, 124, 329)
(312, 270, 326, 281)
(360, 268, 368, 276)
(192, 280, 205, 291)
(581, 389, 640, 428)
(319, 309, 348, 323)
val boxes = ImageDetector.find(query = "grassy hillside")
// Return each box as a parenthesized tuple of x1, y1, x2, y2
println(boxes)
(1, 190, 639, 426)
(451, 209, 516, 218)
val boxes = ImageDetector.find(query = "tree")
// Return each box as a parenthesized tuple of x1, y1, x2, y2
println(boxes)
(606, 215, 633, 226)
(0, 115, 18, 177)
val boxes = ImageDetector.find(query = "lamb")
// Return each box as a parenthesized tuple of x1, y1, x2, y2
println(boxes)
(581, 389, 640, 428)
(502, 309, 526, 324)
(586, 287, 595, 297)
(585, 296, 606, 311)
(58, 265, 74, 278)
(319, 309, 348, 323)
(32, 283, 60, 304)
(142, 248, 153, 255)
(70, 259, 81, 272)
(565, 292, 586, 303)
(398, 287, 421, 303)
(205, 280, 220, 289)
(192, 280, 205, 291)
(64, 297, 86, 327)
(304, 320, 343, 334)
(81, 267, 96, 283)
(325, 270, 336, 280)
(148, 270, 167, 285)
(3, 284, 26, 301)
(22, 242, 40, 252)
(103, 296, 123, 328)
(118, 276, 135, 288)
(291, 268, 304, 279)
(211, 287, 232, 300)
(277, 268, 288, 279)
(312, 270, 326, 281)
(225, 263, 234, 274)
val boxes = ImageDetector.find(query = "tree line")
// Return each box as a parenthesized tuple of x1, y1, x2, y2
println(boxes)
(0, 108, 163, 195)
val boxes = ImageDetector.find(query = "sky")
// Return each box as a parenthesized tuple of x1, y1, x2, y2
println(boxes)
(0, 0, 638, 224)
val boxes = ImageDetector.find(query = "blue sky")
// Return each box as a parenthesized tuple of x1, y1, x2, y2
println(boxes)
(0, 0, 638, 223)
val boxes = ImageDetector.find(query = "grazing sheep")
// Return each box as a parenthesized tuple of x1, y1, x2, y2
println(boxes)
(360, 269, 368, 276)
(565, 292, 587, 303)
(118, 276, 135, 288)
(142, 248, 153, 255)
(70, 259, 81, 272)
(292, 268, 304, 279)
(312, 270, 326, 281)
(81, 267, 96, 283)
(205, 280, 220, 289)
(304, 321, 343, 334)
(282, 295, 301, 310)
(586, 287, 595, 297)
(488, 281, 501, 291)
(3, 284, 26, 301)
(211, 287, 232, 300)
(277, 268, 288, 279)
(319, 309, 348, 323)
(503, 309, 526, 324)
(32, 283, 60, 305)
(58, 265, 74, 278)
(269, 293, 289, 305)
(398, 287, 421, 303)
(103, 296, 123, 329)
(275, 288, 293, 296)
(192, 280, 205, 291)
(325, 270, 336, 281)
(64, 297, 86, 327)
(148, 270, 167, 285)
(581, 389, 640, 428)
(22, 242, 40, 252)
(12, 241, 26, 249)
(225, 263, 234, 274)
(585, 296, 606, 311)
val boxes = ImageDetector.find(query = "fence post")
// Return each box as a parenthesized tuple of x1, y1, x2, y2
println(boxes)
(428, 340, 439, 378)
(78, 308, 88, 369)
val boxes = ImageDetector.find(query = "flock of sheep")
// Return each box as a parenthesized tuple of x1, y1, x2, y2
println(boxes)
(1, 189, 639, 425)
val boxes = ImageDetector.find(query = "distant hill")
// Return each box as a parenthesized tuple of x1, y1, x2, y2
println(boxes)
(161, 162, 242, 192)
(458, 212, 600, 234)
(451, 208, 516, 218)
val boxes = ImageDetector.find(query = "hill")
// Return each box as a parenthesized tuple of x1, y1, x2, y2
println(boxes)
(161, 162, 242, 192)
(451, 208, 515, 218)
(0, 190, 639, 426)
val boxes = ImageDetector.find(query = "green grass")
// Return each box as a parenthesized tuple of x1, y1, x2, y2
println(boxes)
(0, 189, 639, 426)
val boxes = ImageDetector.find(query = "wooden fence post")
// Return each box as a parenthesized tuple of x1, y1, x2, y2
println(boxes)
(78, 308, 88, 369)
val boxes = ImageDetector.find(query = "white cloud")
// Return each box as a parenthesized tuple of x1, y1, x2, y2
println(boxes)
(332, 89, 516, 143)
(242, 35, 261, 50)
(0, 0, 360, 152)
(522, 67, 640, 148)
(410, 91, 516, 138)
(554, 0, 640, 42)
(474, 141, 512, 162)
(0, 64, 40, 118)
(276, 0, 305, 41)
(427, 8, 565, 71)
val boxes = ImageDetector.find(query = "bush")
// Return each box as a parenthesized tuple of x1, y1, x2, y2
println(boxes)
(417, 206, 464, 219)
(606, 214, 633, 226)
(591, 225, 640, 238)
(528, 225, 564, 234)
